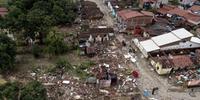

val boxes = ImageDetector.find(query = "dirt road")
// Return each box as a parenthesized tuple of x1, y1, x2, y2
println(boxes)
(129, 37, 200, 100)
(116, 34, 200, 100)
(86, 0, 114, 27)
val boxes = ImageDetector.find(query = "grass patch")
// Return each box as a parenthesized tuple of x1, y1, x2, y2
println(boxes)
(72, 61, 96, 79)
(0, 75, 7, 86)
(0, 0, 7, 6)
(46, 59, 96, 79)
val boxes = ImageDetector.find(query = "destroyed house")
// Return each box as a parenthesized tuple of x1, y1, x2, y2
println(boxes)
(81, 1, 104, 19)
(151, 55, 194, 75)
(93, 65, 117, 88)
(79, 27, 114, 48)
(157, 5, 176, 15)
(79, 28, 114, 41)
(189, 5, 200, 14)
(157, 5, 200, 26)
(117, 9, 153, 31)
(106, 0, 136, 17)
(179, 0, 194, 6)
(81, 1, 97, 7)
(139, 0, 169, 9)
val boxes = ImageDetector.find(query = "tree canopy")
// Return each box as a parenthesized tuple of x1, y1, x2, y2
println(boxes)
(20, 81, 47, 100)
(45, 31, 68, 55)
(0, 33, 16, 73)
(0, 81, 47, 100)
(2, 0, 77, 39)
(170, 0, 179, 5)
(0, 82, 20, 100)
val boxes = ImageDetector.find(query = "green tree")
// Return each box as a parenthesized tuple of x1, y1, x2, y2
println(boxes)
(56, 58, 72, 70)
(20, 81, 47, 100)
(0, 34, 16, 72)
(32, 44, 42, 58)
(2, 0, 77, 41)
(0, 82, 20, 100)
(170, 0, 179, 5)
(132, 0, 139, 8)
(45, 31, 68, 55)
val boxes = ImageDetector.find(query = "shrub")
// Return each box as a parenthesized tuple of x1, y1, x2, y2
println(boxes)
(20, 81, 47, 100)
(32, 44, 42, 58)
(0, 34, 16, 73)
(45, 31, 68, 55)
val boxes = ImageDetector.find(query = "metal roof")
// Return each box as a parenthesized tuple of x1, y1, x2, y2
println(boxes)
(140, 39, 160, 52)
(172, 28, 193, 39)
(190, 37, 200, 44)
(151, 32, 181, 46)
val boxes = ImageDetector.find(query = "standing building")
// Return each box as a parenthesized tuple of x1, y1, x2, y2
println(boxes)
(117, 9, 153, 31)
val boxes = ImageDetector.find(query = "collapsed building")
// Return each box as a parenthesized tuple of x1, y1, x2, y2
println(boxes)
(78, 27, 114, 56)
(80, 1, 104, 20)
(104, 0, 138, 17)
(139, 0, 168, 9)
(157, 5, 200, 26)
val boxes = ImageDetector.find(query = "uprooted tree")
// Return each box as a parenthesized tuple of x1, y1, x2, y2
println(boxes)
(1, 0, 77, 42)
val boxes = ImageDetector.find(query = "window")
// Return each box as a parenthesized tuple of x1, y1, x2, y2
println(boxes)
(157, 67, 159, 70)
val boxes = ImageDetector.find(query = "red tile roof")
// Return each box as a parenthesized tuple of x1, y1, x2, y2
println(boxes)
(141, 11, 154, 16)
(168, 8, 188, 16)
(189, 5, 200, 12)
(167, 8, 200, 25)
(157, 5, 176, 14)
(0, 7, 8, 16)
(117, 9, 153, 20)
(170, 55, 193, 68)
(0, 7, 8, 12)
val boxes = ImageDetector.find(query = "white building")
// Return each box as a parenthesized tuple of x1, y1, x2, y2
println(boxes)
(134, 28, 198, 58)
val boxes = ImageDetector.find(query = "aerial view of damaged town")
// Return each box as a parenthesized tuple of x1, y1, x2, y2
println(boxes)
(2, 0, 200, 100)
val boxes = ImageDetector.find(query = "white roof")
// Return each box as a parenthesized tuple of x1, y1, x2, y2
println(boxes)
(151, 32, 181, 46)
(172, 28, 193, 39)
(190, 37, 200, 44)
(140, 39, 160, 52)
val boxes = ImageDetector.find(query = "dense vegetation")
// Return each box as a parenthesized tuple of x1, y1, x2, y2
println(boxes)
(0, 0, 78, 98)
(0, 33, 16, 73)
(1, 0, 77, 41)
(0, 81, 47, 100)
(169, 0, 179, 5)
(45, 31, 68, 55)
(0, 0, 78, 72)
(20, 81, 47, 100)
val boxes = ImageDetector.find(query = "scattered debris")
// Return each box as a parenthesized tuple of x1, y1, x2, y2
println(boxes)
(99, 89, 109, 94)
(62, 80, 70, 85)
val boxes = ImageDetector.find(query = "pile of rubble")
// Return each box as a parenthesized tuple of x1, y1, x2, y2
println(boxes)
(80, 1, 104, 20)
(28, 35, 144, 99)
(168, 68, 200, 87)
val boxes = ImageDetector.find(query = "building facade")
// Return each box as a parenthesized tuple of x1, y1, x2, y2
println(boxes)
(117, 9, 153, 31)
